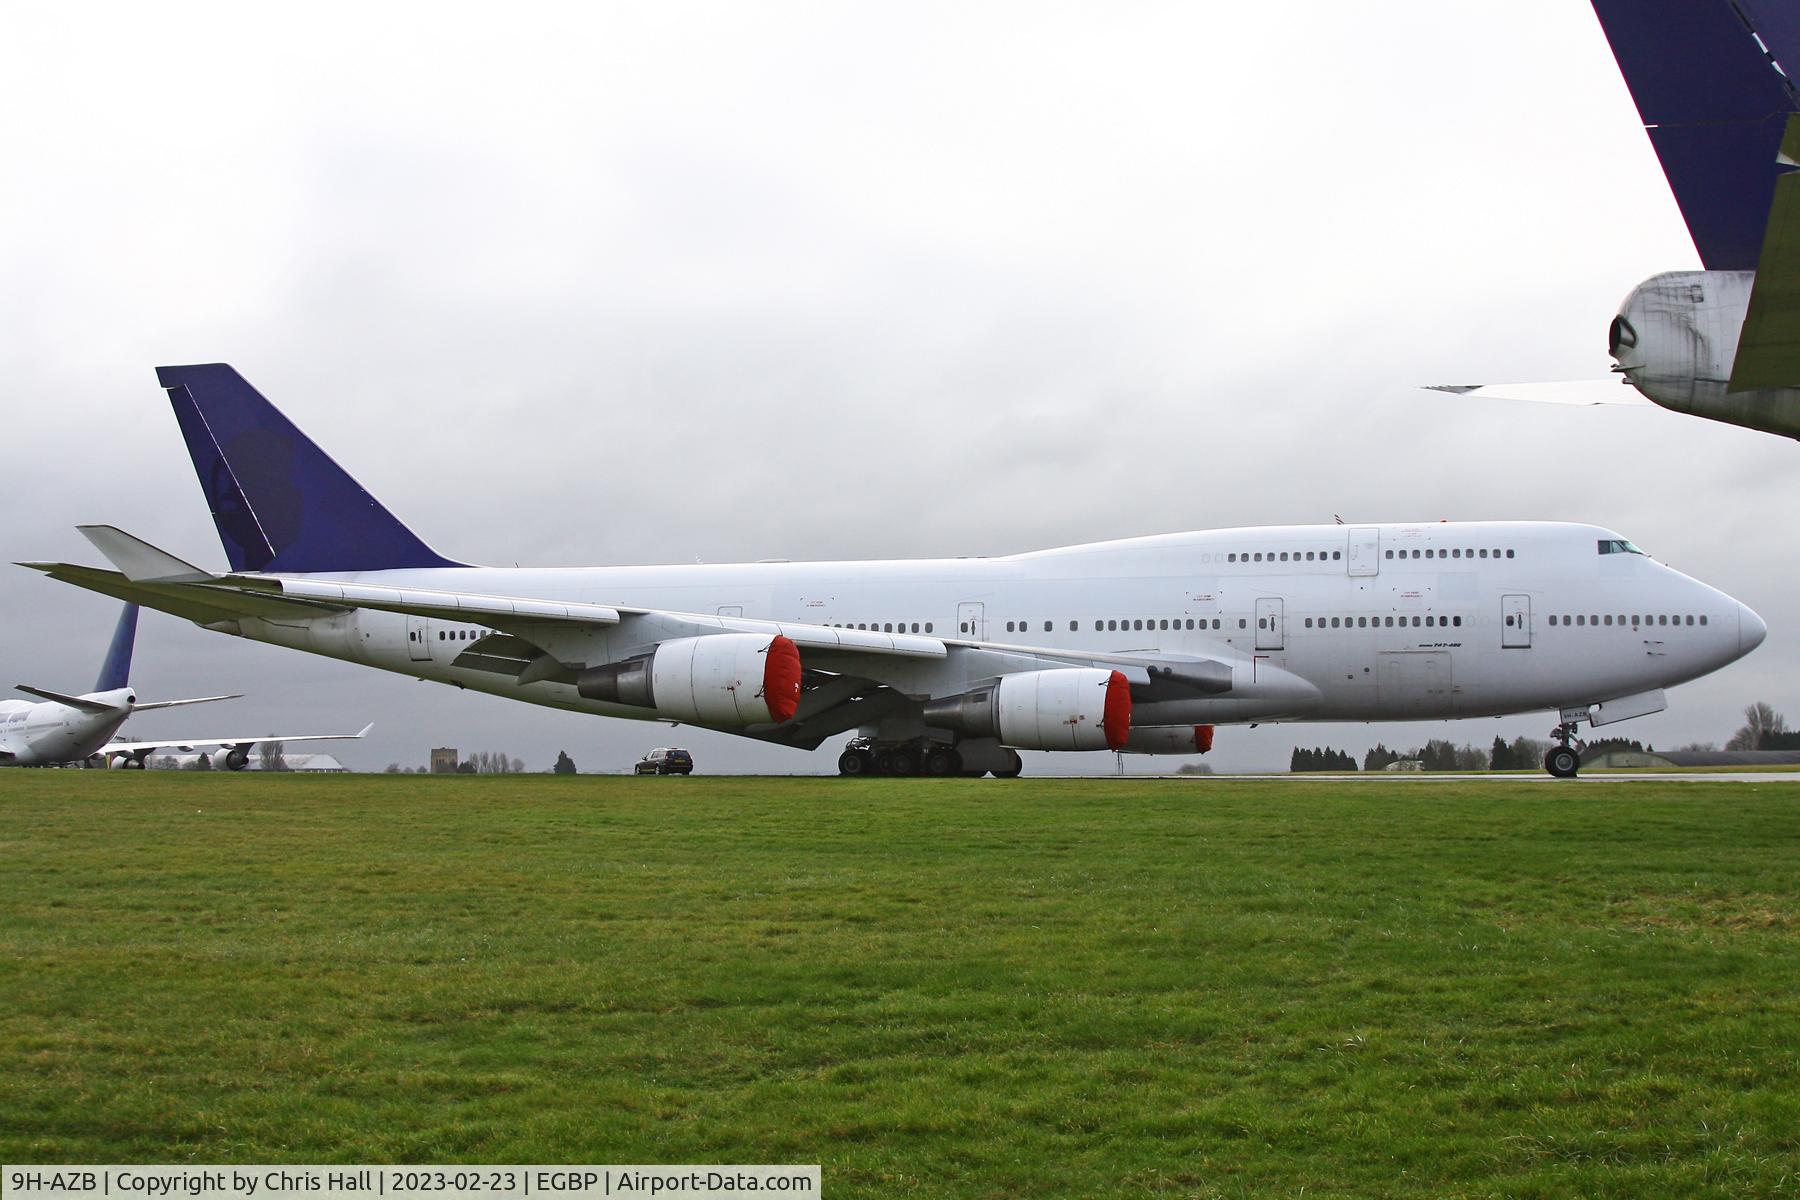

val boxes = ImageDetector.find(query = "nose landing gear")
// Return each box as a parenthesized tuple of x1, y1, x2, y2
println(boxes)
(1544, 720, 1585, 778)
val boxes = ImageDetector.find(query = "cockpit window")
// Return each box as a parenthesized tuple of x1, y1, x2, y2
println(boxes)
(1597, 538, 1645, 556)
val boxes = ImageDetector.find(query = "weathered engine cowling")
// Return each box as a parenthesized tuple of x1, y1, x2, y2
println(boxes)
(1123, 724, 1214, 755)
(577, 634, 802, 726)
(922, 668, 1130, 751)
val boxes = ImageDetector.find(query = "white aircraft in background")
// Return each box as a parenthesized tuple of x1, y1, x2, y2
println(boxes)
(1, 602, 373, 768)
(1439, 0, 1800, 439)
(20, 365, 1765, 779)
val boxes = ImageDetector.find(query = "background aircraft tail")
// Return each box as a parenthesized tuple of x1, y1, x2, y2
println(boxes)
(156, 363, 464, 574)
(94, 603, 138, 691)
(1589, 0, 1800, 270)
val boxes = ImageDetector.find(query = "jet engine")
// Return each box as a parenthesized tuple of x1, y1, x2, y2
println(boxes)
(1123, 724, 1215, 755)
(921, 668, 1130, 751)
(576, 634, 802, 726)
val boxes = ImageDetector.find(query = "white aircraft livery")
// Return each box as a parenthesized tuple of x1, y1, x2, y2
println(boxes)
(1, 601, 373, 769)
(23, 365, 1765, 778)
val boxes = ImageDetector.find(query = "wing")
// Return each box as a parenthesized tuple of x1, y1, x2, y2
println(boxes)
(1425, 382, 1655, 407)
(26, 528, 1265, 750)
(102, 723, 374, 755)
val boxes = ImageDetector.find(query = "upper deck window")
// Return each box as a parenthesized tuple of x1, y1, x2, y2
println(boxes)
(1598, 539, 1645, 555)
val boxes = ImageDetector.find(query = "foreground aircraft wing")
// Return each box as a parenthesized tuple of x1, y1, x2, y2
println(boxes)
(1425, 382, 1654, 407)
(101, 723, 374, 756)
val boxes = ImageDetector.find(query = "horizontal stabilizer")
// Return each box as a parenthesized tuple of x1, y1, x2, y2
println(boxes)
(1426, 381, 1654, 407)
(132, 694, 242, 712)
(14, 685, 121, 713)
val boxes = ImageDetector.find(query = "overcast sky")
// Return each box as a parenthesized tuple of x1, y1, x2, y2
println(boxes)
(3, 1, 1792, 774)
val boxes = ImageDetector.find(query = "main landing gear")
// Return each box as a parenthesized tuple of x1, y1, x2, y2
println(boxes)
(1544, 720, 1585, 779)
(837, 737, 1023, 778)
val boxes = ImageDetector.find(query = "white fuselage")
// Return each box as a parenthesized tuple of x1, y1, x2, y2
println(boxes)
(207, 521, 1762, 742)
(0, 689, 133, 766)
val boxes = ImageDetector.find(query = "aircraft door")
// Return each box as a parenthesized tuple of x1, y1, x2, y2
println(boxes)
(1347, 527, 1380, 576)
(406, 613, 432, 662)
(1501, 594, 1531, 648)
(1255, 598, 1284, 650)
(957, 602, 986, 641)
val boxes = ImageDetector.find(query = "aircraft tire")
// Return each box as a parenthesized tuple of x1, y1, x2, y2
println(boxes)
(923, 746, 962, 777)
(838, 749, 870, 776)
(991, 749, 1024, 779)
(872, 749, 896, 775)
(1544, 746, 1580, 778)
(889, 745, 922, 777)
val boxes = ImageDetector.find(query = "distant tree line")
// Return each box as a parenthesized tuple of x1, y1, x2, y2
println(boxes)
(1291, 746, 1358, 772)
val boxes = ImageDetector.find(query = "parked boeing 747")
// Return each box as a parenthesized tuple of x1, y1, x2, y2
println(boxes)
(22, 366, 1765, 778)
(1, 601, 372, 768)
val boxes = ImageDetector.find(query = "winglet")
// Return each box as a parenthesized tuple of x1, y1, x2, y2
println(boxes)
(78, 526, 215, 583)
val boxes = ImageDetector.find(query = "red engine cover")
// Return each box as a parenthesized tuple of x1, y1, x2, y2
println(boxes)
(762, 635, 803, 724)
(1102, 670, 1131, 751)
(1195, 724, 1215, 754)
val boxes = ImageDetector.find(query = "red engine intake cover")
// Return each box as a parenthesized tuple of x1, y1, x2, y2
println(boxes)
(762, 635, 803, 724)
(1102, 670, 1132, 750)
(1195, 724, 1215, 753)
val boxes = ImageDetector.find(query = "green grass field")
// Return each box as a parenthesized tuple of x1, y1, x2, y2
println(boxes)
(3, 773, 1798, 1197)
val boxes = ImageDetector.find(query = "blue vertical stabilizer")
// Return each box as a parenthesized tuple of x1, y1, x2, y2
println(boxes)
(156, 364, 464, 574)
(1591, 0, 1800, 270)
(95, 604, 139, 692)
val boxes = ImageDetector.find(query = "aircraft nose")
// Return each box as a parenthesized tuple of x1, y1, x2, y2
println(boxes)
(1739, 602, 1768, 656)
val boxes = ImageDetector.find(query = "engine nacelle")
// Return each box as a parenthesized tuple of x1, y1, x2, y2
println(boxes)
(922, 668, 1130, 751)
(1608, 270, 1800, 437)
(576, 634, 802, 726)
(1123, 724, 1214, 755)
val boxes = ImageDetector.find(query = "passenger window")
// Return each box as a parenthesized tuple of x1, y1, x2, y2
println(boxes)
(1700, 615, 1709, 626)
(1549, 615, 1557, 626)
(1452, 616, 1461, 626)
(1425, 549, 1434, 559)
(1185, 619, 1195, 629)
(1329, 617, 1339, 628)
(1307, 551, 1316, 561)
(1479, 549, 1488, 558)
(1358, 617, 1368, 628)
(1410, 616, 1420, 627)
(1506, 550, 1515, 558)
(1228, 553, 1237, 562)
(925, 623, 934, 633)
(958, 622, 967, 633)
(1411, 550, 1421, 559)
(1385, 550, 1393, 559)
(1044, 621, 1052, 632)
(1305, 618, 1314, 628)
(1686, 615, 1695, 625)
(1253, 553, 1263, 562)
(1239, 619, 1247, 629)
(1384, 616, 1393, 627)
(1332, 551, 1341, 560)
(1158, 619, 1168, 630)
(1504, 616, 1513, 627)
